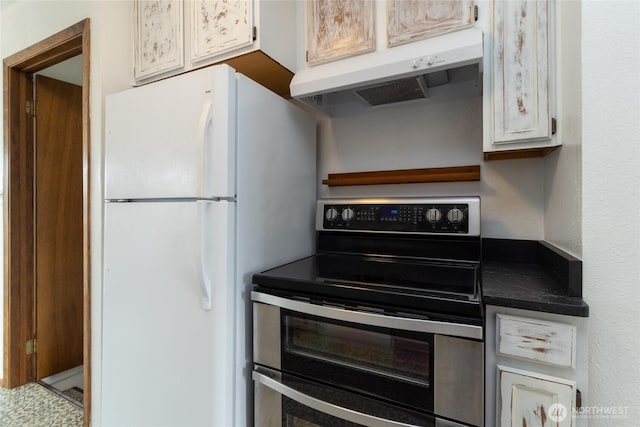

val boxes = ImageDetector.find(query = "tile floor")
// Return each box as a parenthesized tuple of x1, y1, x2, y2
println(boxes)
(0, 382, 83, 426)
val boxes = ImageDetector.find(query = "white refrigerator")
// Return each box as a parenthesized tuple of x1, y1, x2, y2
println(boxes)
(102, 64, 316, 427)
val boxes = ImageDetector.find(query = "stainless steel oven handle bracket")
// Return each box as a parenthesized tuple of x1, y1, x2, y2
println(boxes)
(251, 291, 482, 340)
(253, 371, 418, 427)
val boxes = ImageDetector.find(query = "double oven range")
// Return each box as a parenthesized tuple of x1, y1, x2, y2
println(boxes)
(252, 197, 484, 427)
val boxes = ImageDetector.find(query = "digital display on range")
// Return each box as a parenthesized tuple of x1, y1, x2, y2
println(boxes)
(380, 207, 398, 216)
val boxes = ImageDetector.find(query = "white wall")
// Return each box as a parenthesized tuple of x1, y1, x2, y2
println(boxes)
(582, 1, 640, 425)
(544, 0, 582, 258)
(318, 96, 547, 240)
(1, 1, 134, 424)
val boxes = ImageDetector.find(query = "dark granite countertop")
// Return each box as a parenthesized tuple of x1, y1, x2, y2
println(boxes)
(482, 238, 589, 317)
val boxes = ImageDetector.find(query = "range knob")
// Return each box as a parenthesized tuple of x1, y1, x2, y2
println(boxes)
(341, 208, 355, 222)
(325, 208, 339, 222)
(425, 208, 442, 223)
(447, 208, 465, 224)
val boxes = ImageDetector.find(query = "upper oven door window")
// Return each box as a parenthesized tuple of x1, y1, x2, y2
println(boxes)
(282, 310, 434, 412)
(287, 313, 430, 385)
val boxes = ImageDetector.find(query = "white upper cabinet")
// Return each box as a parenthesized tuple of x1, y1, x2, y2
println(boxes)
(482, 0, 558, 160)
(387, 0, 475, 47)
(133, 0, 298, 98)
(190, 0, 253, 62)
(492, 0, 551, 143)
(306, 0, 375, 66)
(303, 0, 476, 67)
(133, 0, 185, 81)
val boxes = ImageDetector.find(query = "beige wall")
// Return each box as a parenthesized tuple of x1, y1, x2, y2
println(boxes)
(1, 1, 133, 423)
(317, 96, 548, 240)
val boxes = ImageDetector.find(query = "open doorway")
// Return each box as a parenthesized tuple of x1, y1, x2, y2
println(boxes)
(3, 19, 91, 426)
(33, 66, 84, 404)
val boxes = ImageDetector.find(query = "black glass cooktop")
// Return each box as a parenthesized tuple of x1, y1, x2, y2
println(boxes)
(254, 222, 484, 321)
(253, 253, 483, 321)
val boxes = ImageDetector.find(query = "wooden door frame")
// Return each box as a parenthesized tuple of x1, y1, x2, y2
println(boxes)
(3, 18, 91, 425)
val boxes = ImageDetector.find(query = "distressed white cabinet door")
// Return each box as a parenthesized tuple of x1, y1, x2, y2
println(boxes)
(498, 366, 575, 427)
(387, 0, 475, 47)
(134, 0, 184, 80)
(132, 0, 297, 98)
(306, 0, 375, 66)
(190, 0, 253, 62)
(492, 0, 550, 144)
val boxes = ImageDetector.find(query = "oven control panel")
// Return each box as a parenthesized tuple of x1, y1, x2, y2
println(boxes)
(317, 197, 480, 236)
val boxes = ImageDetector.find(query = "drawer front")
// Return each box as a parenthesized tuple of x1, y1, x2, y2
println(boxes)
(497, 314, 576, 368)
(497, 365, 576, 427)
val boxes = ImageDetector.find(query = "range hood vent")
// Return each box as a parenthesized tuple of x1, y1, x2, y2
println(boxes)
(355, 75, 429, 106)
(291, 27, 483, 116)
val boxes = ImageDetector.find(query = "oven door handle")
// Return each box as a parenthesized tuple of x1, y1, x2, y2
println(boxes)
(253, 371, 418, 427)
(251, 291, 482, 340)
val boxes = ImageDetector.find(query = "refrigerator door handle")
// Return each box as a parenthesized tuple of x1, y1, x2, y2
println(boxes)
(196, 100, 213, 197)
(199, 201, 213, 310)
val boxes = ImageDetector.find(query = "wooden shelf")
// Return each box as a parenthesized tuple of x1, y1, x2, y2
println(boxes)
(484, 146, 559, 161)
(322, 165, 480, 187)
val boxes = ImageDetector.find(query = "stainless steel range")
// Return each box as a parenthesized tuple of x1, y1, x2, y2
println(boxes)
(252, 197, 484, 427)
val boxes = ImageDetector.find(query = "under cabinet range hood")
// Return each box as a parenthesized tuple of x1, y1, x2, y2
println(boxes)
(290, 27, 483, 116)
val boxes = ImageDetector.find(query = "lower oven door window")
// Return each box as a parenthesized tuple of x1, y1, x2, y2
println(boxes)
(282, 310, 434, 412)
(254, 368, 436, 427)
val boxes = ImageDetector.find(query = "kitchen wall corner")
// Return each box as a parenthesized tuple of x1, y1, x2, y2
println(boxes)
(544, 0, 582, 258)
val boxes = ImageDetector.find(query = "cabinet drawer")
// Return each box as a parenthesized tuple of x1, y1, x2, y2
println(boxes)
(497, 314, 576, 368)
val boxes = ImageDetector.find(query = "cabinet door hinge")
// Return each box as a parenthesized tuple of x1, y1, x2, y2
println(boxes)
(474, 5, 478, 21)
(306, 50, 309, 63)
(576, 389, 582, 410)
(26, 338, 37, 355)
(551, 117, 557, 135)
(26, 100, 36, 116)
(252, 26, 257, 41)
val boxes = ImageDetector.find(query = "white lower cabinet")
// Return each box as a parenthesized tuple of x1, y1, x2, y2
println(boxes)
(486, 306, 588, 427)
(498, 365, 575, 427)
